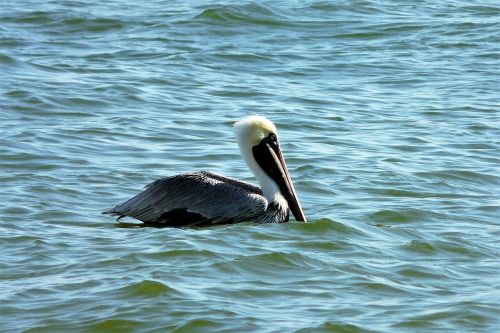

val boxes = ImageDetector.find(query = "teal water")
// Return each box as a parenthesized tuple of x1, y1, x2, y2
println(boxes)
(1, 0, 499, 332)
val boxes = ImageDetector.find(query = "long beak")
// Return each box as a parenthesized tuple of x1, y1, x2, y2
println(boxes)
(252, 136, 306, 222)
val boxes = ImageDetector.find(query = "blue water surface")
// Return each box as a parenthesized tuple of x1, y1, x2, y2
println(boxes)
(1, 1, 499, 332)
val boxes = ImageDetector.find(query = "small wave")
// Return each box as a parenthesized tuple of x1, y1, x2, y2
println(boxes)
(392, 302, 499, 330)
(368, 209, 440, 224)
(88, 319, 145, 332)
(171, 319, 223, 332)
(10, 10, 53, 24)
(401, 239, 492, 258)
(194, 3, 288, 27)
(7, 10, 124, 33)
(62, 17, 123, 32)
(365, 188, 469, 199)
(290, 218, 362, 235)
(401, 240, 438, 255)
(140, 249, 220, 261)
(0, 53, 18, 66)
(45, 96, 110, 108)
(214, 251, 329, 278)
(118, 280, 175, 298)
(415, 170, 499, 186)
(396, 266, 444, 279)
(296, 321, 370, 333)
(353, 281, 405, 294)
(249, 251, 329, 269)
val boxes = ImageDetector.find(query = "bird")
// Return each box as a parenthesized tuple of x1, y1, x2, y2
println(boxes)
(103, 115, 306, 227)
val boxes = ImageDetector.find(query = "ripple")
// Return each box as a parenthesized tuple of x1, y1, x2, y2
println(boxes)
(289, 218, 362, 235)
(118, 280, 176, 298)
(415, 170, 499, 186)
(61, 17, 124, 32)
(5, 10, 125, 33)
(353, 281, 405, 294)
(0, 53, 18, 66)
(296, 322, 373, 333)
(401, 239, 492, 258)
(401, 240, 438, 255)
(171, 319, 224, 332)
(214, 251, 329, 279)
(10, 10, 53, 24)
(1, 0, 499, 332)
(396, 267, 444, 279)
(195, 3, 288, 27)
(88, 319, 146, 332)
(367, 209, 440, 224)
(393, 303, 498, 330)
(365, 188, 470, 199)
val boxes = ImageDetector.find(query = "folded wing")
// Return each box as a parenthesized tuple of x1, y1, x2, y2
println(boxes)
(103, 171, 267, 226)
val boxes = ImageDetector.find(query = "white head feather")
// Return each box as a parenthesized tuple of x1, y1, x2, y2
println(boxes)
(234, 116, 287, 208)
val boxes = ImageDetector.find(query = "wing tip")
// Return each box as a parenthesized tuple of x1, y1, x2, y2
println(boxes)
(102, 208, 126, 222)
(101, 208, 114, 215)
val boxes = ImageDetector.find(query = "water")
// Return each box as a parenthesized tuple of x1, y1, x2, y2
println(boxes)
(1, 0, 499, 332)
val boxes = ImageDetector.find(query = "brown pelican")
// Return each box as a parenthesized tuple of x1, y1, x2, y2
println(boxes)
(103, 115, 306, 226)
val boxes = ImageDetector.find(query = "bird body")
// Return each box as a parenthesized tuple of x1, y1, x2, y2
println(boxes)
(103, 116, 306, 226)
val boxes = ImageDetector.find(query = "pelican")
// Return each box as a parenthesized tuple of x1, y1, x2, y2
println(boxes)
(103, 115, 306, 226)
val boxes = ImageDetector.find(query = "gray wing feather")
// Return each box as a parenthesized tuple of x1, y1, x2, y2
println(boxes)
(104, 171, 267, 224)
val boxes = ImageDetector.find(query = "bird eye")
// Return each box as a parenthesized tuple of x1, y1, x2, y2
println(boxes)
(269, 133, 278, 146)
